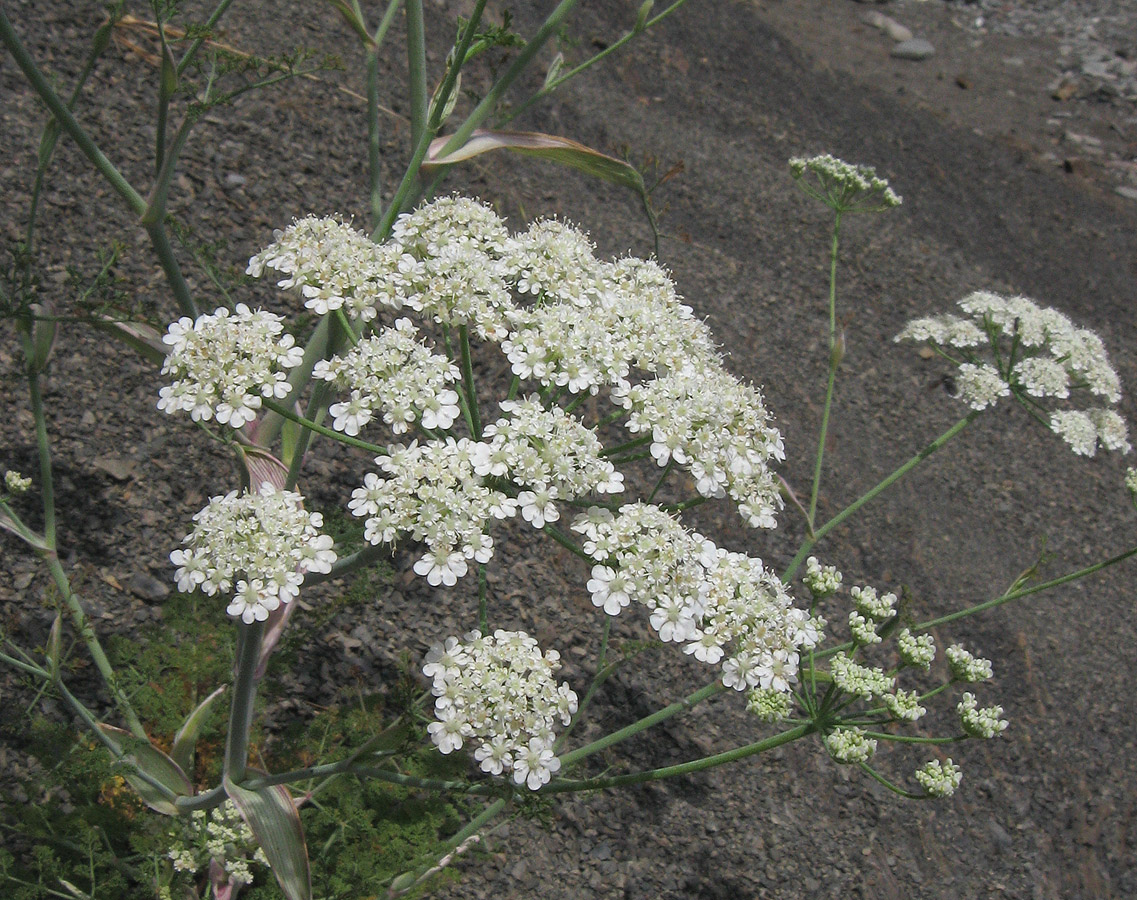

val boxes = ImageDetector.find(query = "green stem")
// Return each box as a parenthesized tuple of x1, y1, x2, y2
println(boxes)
(600, 432, 653, 457)
(860, 731, 967, 745)
(0, 10, 147, 216)
(856, 761, 922, 800)
(176, 0, 239, 75)
(257, 315, 332, 448)
(260, 397, 387, 455)
(478, 563, 489, 633)
(646, 459, 674, 503)
(784, 411, 979, 582)
(555, 618, 611, 751)
(144, 221, 199, 318)
(915, 543, 1137, 631)
(541, 523, 593, 564)
(548, 722, 813, 793)
(808, 210, 842, 526)
(366, 50, 384, 227)
(404, 0, 428, 152)
(459, 324, 482, 438)
(434, 0, 580, 160)
(503, 0, 692, 125)
(224, 621, 266, 782)
(560, 681, 725, 767)
(305, 542, 390, 587)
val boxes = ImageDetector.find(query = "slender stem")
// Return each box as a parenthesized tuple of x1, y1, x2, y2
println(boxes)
(503, 0, 692, 125)
(560, 681, 725, 767)
(366, 50, 384, 227)
(459, 325, 482, 438)
(404, 0, 428, 152)
(646, 459, 674, 503)
(257, 315, 332, 448)
(350, 766, 497, 795)
(372, 0, 490, 239)
(144, 221, 199, 318)
(541, 523, 592, 564)
(856, 762, 923, 800)
(0, 9, 146, 216)
(260, 398, 388, 455)
(224, 621, 266, 782)
(860, 731, 967, 745)
(600, 433, 653, 458)
(915, 544, 1137, 631)
(176, 0, 239, 75)
(808, 210, 842, 525)
(784, 411, 979, 582)
(435, 0, 580, 159)
(305, 542, 390, 587)
(283, 381, 332, 491)
(555, 618, 611, 750)
(548, 723, 813, 793)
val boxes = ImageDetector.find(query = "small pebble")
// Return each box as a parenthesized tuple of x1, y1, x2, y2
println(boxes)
(892, 38, 935, 61)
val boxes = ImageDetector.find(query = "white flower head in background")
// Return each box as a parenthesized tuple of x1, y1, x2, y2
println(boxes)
(896, 291, 1129, 456)
(789, 154, 903, 212)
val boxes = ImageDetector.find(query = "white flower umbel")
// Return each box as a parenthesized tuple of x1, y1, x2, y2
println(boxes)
(170, 484, 336, 623)
(423, 630, 577, 790)
(789, 154, 902, 211)
(501, 256, 718, 396)
(166, 800, 268, 887)
(349, 439, 516, 585)
(896, 291, 1129, 455)
(574, 503, 818, 693)
(247, 215, 403, 322)
(958, 692, 1009, 739)
(824, 727, 878, 764)
(480, 396, 623, 507)
(956, 363, 1011, 411)
(502, 218, 605, 307)
(915, 759, 963, 798)
(614, 362, 785, 528)
(945, 644, 993, 683)
(393, 194, 512, 257)
(158, 305, 303, 428)
(313, 318, 461, 436)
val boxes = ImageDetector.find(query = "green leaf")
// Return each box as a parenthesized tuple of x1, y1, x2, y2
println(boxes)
(96, 723, 193, 815)
(88, 315, 168, 366)
(171, 685, 227, 776)
(45, 612, 62, 678)
(424, 129, 647, 198)
(225, 774, 312, 900)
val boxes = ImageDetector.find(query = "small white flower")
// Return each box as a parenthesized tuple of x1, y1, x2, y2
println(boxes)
(945, 644, 993, 682)
(958, 692, 1008, 739)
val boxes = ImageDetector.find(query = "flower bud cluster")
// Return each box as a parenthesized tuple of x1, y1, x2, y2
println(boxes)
(829, 651, 895, 700)
(915, 759, 963, 798)
(945, 644, 993, 682)
(313, 318, 461, 435)
(957, 692, 1009, 739)
(575, 503, 819, 693)
(158, 305, 302, 428)
(789, 154, 903, 210)
(896, 628, 936, 669)
(423, 630, 577, 790)
(4, 469, 31, 494)
(824, 727, 878, 764)
(896, 291, 1129, 455)
(614, 363, 785, 529)
(803, 556, 842, 598)
(171, 484, 335, 623)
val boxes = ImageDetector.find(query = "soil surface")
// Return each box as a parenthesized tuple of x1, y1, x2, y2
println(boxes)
(2, 1, 1137, 899)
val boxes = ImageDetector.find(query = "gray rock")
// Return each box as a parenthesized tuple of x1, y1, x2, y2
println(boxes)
(891, 38, 935, 61)
(883, 19, 913, 43)
(1115, 186, 1137, 201)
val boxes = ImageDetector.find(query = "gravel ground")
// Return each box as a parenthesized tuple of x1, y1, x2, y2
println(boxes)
(3, 1, 1137, 898)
